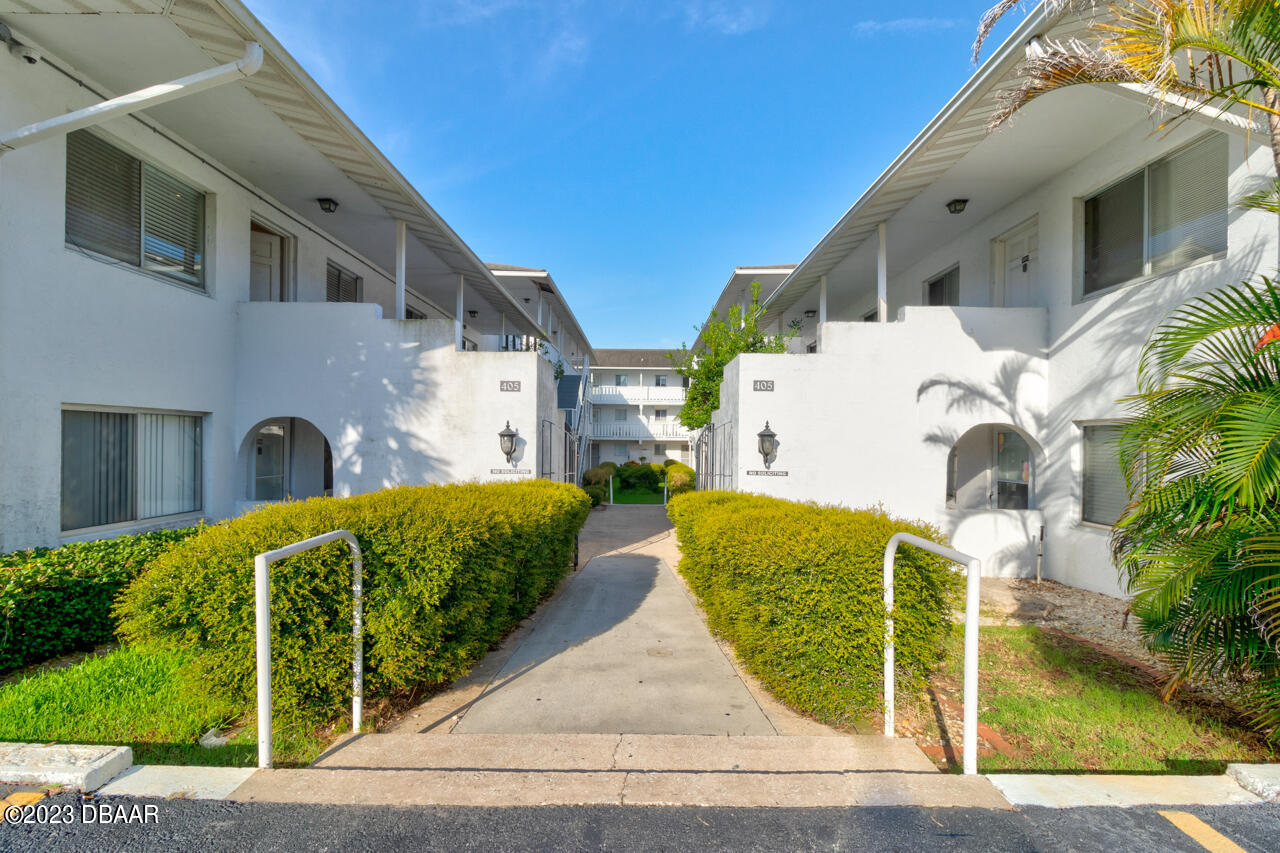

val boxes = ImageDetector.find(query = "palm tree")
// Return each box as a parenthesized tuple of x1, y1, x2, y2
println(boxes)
(975, 1, 1280, 212)
(1113, 279, 1280, 733)
(973, 2, 1280, 733)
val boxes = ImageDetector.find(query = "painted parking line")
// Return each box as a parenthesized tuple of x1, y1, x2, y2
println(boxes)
(2, 790, 47, 821)
(1158, 811, 1248, 853)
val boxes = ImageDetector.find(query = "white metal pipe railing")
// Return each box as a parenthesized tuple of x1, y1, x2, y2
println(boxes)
(254, 530, 363, 769)
(883, 532, 981, 775)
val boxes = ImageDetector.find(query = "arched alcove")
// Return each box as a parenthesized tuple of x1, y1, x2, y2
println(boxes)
(945, 423, 1044, 511)
(237, 417, 333, 502)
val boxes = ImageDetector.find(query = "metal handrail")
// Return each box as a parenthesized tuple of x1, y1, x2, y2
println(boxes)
(883, 532, 981, 775)
(254, 530, 363, 769)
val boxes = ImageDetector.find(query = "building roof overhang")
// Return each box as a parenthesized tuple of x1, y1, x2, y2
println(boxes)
(0, 0, 543, 336)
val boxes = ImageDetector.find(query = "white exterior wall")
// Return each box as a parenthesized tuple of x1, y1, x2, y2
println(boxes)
(587, 365, 690, 466)
(0, 45, 567, 551)
(710, 120, 1278, 597)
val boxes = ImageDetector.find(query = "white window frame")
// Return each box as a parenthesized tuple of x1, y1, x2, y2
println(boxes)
(1078, 420, 1129, 529)
(60, 404, 206, 537)
(64, 130, 213, 295)
(1076, 131, 1229, 303)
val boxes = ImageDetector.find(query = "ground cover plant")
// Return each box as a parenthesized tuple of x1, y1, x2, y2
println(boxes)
(668, 491, 960, 727)
(0, 481, 589, 766)
(913, 625, 1278, 773)
(0, 528, 196, 672)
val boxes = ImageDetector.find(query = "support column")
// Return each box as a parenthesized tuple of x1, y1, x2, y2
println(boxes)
(877, 222, 888, 323)
(537, 293, 544, 328)
(819, 274, 828, 323)
(394, 220, 407, 320)
(455, 275, 464, 352)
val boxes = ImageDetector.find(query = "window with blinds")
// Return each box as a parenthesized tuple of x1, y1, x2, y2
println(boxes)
(61, 409, 202, 531)
(325, 262, 361, 303)
(926, 267, 959, 306)
(1082, 424, 1128, 525)
(66, 130, 205, 288)
(1084, 133, 1227, 295)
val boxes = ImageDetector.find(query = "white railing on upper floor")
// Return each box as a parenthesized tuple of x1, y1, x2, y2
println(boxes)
(590, 422, 691, 441)
(590, 385, 687, 405)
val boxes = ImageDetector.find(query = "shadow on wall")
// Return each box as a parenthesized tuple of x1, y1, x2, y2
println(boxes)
(916, 251, 1271, 581)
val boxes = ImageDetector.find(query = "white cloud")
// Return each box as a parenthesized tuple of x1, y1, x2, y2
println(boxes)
(852, 17, 964, 37)
(422, 0, 532, 28)
(680, 1, 772, 36)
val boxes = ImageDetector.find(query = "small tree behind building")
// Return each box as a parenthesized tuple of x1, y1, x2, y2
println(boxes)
(668, 281, 794, 430)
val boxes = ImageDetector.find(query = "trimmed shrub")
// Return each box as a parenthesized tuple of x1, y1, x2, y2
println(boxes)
(0, 528, 197, 672)
(619, 463, 660, 490)
(116, 481, 590, 726)
(584, 484, 608, 507)
(582, 466, 610, 486)
(663, 459, 678, 468)
(598, 461, 619, 475)
(668, 492, 960, 728)
(666, 462, 695, 495)
(621, 460, 640, 468)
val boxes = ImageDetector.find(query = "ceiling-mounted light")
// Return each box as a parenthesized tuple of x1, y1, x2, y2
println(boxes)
(468, 310, 478, 319)
(804, 309, 817, 319)
(946, 198, 968, 215)
(317, 198, 339, 214)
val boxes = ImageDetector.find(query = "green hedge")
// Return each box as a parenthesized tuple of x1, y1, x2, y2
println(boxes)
(0, 528, 196, 672)
(582, 466, 610, 486)
(584, 484, 608, 506)
(116, 481, 590, 726)
(668, 492, 960, 728)
(666, 462, 695, 495)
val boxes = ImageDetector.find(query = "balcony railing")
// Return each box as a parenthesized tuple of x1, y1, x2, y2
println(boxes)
(589, 422, 692, 441)
(589, 385, 687, 404)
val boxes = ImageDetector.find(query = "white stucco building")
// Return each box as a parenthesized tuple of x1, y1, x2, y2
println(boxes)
(0, 1, 593, 552)
(588, 350, 691, 467)
(696, 3, 1279, 596)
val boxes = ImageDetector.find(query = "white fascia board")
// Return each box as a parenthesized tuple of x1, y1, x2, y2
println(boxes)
(210, 0, 543, 336)
(761, 1, 1061, 316)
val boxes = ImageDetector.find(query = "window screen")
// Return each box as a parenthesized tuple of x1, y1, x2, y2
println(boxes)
(926, 268, 959, 306)
(1148, 133, 1228, 274)
(66, 131, 142, 266)
(66, 130, 205, 288)
(326, 262, 361, 303)
(1084, 172, 1144, 294)
(1082, 424, 1128, 525)
(62, 410, 136, 531)
(1084, 133, 1227, 295)
(61, 409, 203, 531)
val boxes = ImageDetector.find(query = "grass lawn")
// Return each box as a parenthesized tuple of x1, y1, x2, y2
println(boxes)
(609, 475, 666, 505)
(913, 625, 1277, 773)
(0, 648, 332, 767)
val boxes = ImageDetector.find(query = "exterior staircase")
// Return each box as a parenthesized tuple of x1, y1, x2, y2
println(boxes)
(227, 733, 1009, 808)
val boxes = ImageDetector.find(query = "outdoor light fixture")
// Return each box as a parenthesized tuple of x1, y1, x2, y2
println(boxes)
(804, 309, 817, 319)
(468, 310, 478, 319)
(498, 421, 518, 463)
(946, 198, 968, 215)
(757, 421, 778, 468)
(317, 197, 339, 214)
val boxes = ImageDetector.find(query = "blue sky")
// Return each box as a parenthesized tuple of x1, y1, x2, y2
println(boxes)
(250, 1, 1025, 348)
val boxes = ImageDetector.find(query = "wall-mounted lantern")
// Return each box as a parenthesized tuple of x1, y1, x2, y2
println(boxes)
(757, 421, 778, 469)
(317, 197, 339, 214)
(499, 421, 518, 463)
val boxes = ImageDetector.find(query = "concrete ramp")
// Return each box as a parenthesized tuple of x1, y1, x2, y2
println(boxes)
(227, 733, 1010, 808)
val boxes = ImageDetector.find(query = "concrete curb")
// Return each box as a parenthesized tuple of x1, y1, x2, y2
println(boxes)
(0, 742, 132, 792)
(97, 765, 257, 800)
(1226, 763, 1280, 802)
(986, 773, 1262, 808)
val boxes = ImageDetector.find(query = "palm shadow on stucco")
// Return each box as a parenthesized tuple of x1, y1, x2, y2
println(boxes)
(915, 234, 1269, 575)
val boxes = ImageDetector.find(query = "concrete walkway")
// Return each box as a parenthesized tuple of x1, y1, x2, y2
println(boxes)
(388, 505, 835, 737)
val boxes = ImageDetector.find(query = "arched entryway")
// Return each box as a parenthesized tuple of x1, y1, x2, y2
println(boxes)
(238, 417, 333, 502)
(945, 423, 1043, 511)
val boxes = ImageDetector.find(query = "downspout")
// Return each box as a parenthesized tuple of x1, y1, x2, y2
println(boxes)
(0, 41, 263, 153)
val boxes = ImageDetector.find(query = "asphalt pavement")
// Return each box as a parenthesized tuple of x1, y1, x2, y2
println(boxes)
(4, 794, 1279, 852)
